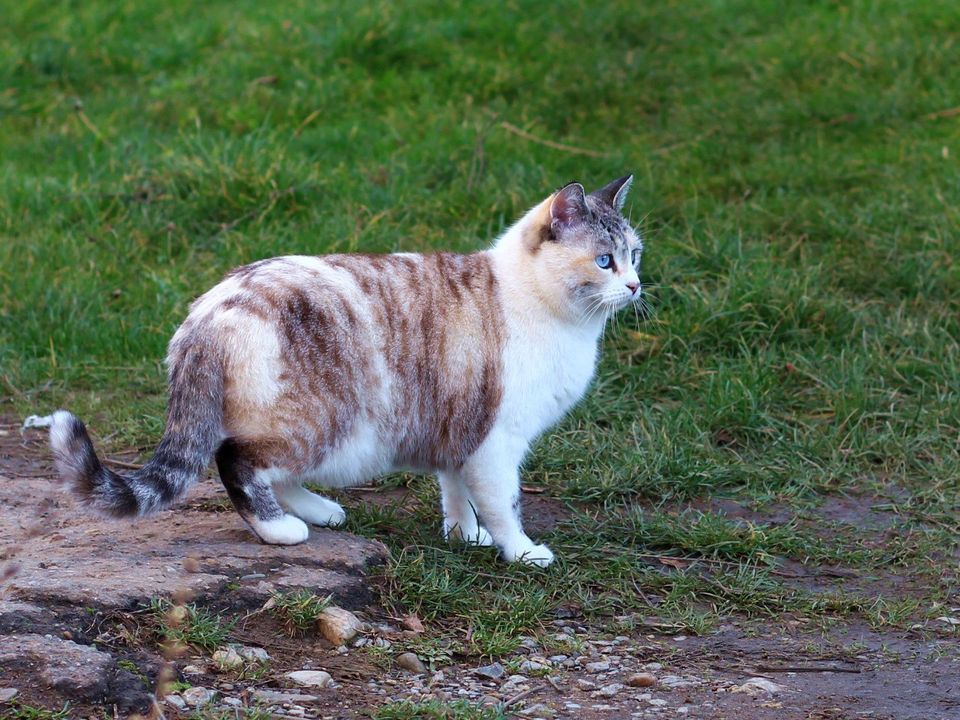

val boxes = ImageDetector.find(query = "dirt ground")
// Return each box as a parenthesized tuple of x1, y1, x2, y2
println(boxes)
(1, 419, 958, 720)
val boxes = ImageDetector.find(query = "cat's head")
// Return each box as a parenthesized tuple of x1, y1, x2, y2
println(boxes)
(521, 175, 642, 321)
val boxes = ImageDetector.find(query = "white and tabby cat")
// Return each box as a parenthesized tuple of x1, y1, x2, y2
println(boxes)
(32, 176, 641, 566)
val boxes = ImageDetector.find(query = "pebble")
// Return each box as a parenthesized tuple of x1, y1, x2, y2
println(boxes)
(182, 686, 217, 707)
(643, 662, 664, 671)
(519, 659, 548, 673)
(212, 647, 243, 670)
(164, 695, 186, 711)
(648, 698, 668, 707)
(252, 689, 320, 704)
(661, 674, 699, 689)
(731, 677, 782, 695)
(0, 688, 18, 703)
(286, 670, 333, 688)
(396, 652, 428, 674)
(585, 661, 611, 673)
(596, 682, 623, 697)
(222, 697, 242, 707)
(627, 672, 657, 687)
(234, 644, 270, 662)
(317, 606, 363, 646)
(475, 662, 506, 680)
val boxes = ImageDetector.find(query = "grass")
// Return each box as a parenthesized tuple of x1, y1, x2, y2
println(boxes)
(2, 0, 959, 676)
(0, 704, 70, 720)
(148, 598, 235, 653)
(267, 589, 331, 636)
(374, 700, 506, 720)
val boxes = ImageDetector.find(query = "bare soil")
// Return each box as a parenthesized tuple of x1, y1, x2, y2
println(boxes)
(1, 419, 958, 719)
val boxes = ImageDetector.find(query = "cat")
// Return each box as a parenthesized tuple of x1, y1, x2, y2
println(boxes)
(28, 175, 641, 566)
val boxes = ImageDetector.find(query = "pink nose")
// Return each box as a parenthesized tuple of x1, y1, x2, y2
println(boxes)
(626, 281, 640, 294)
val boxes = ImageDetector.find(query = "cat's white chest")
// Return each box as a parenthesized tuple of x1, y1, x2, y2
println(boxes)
(499, 319, 601, 440)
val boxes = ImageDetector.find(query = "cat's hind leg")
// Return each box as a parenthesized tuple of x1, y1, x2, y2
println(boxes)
(274, 483, 346, 528)
(215, 440, 309, 545)
(438, 470, 493, 546)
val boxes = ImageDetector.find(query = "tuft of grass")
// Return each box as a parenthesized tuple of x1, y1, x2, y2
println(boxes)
(374, 699, 507, 720)
(267, 589, 331, 636)
(148, 598, 235, 653)
(0, 703, 71, 720)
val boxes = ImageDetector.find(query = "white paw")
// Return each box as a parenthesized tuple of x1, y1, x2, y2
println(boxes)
(508, 543, 555, 567)
(250, 514, 309, 545)
(308, 505, 346, 528)
(444, 521, 495, 547)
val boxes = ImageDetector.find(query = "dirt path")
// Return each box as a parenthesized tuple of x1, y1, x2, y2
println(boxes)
(1, 420, 958, 719)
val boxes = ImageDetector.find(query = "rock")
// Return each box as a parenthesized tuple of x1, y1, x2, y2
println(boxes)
(182, 686, 217, 707)
(318, 607, 363, 646)
(0, 474, 388, 609)
(627, 672, 657, 687)
(396, 652, 428, 674)
(475, 662, 506, 680)
(164, 694, 187, 710)
(519, 659, 548, 673)
(642, 662, 664, 671)
(252, 688, 320, 704)
(576, 678, 597, 690)
(223, 696, 242, 707)
(596, 683, 623, 697)
(661, 674, 700, 689)
(648, 698, 668, 707)
(585, 661, 611, 673)
(0, 633, 122, 704)
(0, 688, 19, 703)
(233, 645, 270, 662)
(182, 664, 204, 675)
(731, 677, 783, 696)
(286, 670, 333, 688)
(212, 647, 243, 670)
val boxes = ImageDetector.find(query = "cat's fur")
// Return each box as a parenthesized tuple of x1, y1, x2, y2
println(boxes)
(35, 176, 641, 566)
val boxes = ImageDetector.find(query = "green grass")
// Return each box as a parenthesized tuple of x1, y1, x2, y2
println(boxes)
(374, 700, 506, 720)
(0, 704, 70, 720)
(2, 0, 959, 663)
(267, 589, 331, 636)
(148, 598, 235, 653)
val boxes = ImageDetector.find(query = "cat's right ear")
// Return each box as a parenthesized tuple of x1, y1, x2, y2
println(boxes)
(549, 182, 589, 233)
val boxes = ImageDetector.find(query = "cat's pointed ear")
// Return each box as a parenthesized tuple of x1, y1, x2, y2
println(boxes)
(591, 174, 634, 212)
(549, 182, 589, 230)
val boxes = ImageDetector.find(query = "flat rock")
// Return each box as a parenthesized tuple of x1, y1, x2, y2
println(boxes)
(1, 473, 387, 609)
(252, 688, 320, 704)
(0, 632, 147, 710)
(286, 670, 333, 688)
(0, 688, 18, 702)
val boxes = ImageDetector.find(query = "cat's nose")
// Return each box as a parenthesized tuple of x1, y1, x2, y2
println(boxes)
(625, 281, 640, 294)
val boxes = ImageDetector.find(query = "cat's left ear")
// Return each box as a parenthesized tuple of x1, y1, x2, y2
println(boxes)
(591, 174, 634, 212)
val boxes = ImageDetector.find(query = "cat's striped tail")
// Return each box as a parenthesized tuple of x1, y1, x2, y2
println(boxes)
(25, 344, 225, 517)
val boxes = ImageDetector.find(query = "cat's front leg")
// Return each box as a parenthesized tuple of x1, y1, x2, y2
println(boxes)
(459, 434, 554, 567)
(438, 470, 493, 546)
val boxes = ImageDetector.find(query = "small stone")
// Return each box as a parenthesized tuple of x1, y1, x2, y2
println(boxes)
(519, 659, 548, 673)
(627, 672, 657, 687)
(222, 697, 242, 707)
(475, 662, 506, 680)
(576, 679, 597, 690)
(596, 683, 623, 697)
(252, 689, 320, 704)
(731, 677, 782, 696)
(164, 694, 186, 710)
(396, 652, 428, 674)
(212, 647, 243, 670)
(585, 661, 611, 673)
(286, 670, 333, 688)
(643, 662, 663, 671)
(676, 708, 689, 715)
(317, 606, 363, 646)
(182, 686, 217, 707)
(234, 645, 270, 662)
(648, 698, 668, 707)
(0, 689, 18, 703)
(548, 655, 568, 663)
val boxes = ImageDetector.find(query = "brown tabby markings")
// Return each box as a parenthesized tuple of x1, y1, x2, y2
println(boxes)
(176, 253, 505, 478)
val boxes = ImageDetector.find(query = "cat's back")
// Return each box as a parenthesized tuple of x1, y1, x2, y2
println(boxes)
(170, 252, 506, 472)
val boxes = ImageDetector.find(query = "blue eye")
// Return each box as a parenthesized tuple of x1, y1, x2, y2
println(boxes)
(596, 254, 613, 269)
(631, 249, 640, 265)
